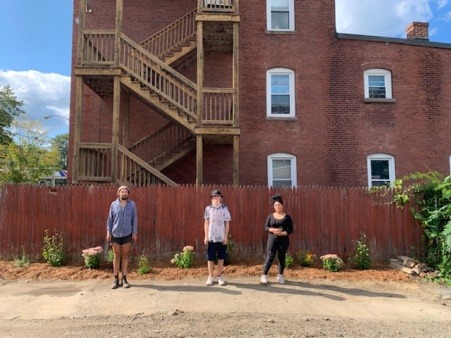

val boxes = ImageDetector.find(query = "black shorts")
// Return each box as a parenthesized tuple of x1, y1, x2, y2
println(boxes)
(111, 234, 132, 245)
(206, 241, 227, 261)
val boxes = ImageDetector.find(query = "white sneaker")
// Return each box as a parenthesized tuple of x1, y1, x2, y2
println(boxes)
(277, 274, 285, 284)
(206, 276, 214, 286)
(260, 275, 268, 285)
(217, 275, 226, 286)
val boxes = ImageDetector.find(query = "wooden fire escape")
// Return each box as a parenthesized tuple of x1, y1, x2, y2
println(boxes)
(72, 0, 240, 186)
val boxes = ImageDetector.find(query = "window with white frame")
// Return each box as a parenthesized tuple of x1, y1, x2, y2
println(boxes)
(267, 0, 294, 31)
(268, 153, 297, 187)
(367, 154, 395, 188)
(364, 69, 392, 99)
(267, 68, 295, 117)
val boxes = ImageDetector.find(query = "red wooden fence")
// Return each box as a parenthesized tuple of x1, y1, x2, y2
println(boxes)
(0, 184, 423, 263)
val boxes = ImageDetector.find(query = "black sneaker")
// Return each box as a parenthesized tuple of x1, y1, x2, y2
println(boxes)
(111, 276, 120, 289)
(122, 275, 130, 288)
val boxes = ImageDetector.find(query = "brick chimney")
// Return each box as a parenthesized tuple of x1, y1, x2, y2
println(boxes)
(406, 22, 429, 40)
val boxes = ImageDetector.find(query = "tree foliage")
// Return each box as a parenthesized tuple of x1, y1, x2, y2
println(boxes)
(0, 86, 26, 145)
(387, 172, 451, 281)
(0, 119, 58, 184)
(49, 133, 69, 170)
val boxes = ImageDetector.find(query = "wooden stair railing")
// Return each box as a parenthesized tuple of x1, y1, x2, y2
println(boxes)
(120, 33, 198, 127)
(77, 143, 177, 186)
(117, 144, 178, 186)
(140, 9, 197, 63)
(129, 123, 194, 168)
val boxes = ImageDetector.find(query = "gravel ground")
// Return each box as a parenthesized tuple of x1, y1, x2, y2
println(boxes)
(1, 260, 450, 337)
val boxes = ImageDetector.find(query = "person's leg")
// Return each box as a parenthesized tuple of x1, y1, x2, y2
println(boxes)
(262, 236, 277, 275)
(277, 248, 286, 275)
(206, 242, 215, 285)
(207, 260, 215, 277)
(111, 243, 121, 289)
(276, 241, 289, 284)
(216, 243, 227, 285)
(120, 242, 132, 288)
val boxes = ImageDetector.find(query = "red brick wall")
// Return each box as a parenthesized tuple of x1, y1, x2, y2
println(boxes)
(69, 0, 451, 187)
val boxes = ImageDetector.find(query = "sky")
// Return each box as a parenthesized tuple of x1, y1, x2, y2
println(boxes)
(0, 0, 450, 138)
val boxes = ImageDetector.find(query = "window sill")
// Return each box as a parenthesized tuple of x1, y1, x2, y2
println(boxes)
(266, 30, 296, 35)
(364, 98, 396, 104)
(266, 116, 298, 122)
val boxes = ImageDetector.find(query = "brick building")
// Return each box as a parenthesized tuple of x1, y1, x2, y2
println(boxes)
(69, 0, 451, 188)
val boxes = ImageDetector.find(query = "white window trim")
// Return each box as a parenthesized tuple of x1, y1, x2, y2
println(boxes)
(364, 69, 392, 99)
(266, 0, 295, 32)
(267, 153, 297, 188)
(266, 68, 295, 118)
(367, 153, 396, 188)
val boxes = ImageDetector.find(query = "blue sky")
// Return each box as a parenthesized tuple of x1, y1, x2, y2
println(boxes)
(0, 0, 450, 138)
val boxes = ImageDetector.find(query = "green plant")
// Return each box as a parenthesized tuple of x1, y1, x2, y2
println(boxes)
(106, 248, 114, 263)
(137, 254, 152, 275)
(298, 250, 315, 267)
(82, 246, 103, 269)
(350, 234, 371, 270)
(321, 254, 344, 272)
(225, 234, 234, 265)
(171, 245, 196, 269)
(13, 246, 30, 267)
(385, 172, 451, 281)
(42, 229, 67, 267)
(285, 254, 294, 269)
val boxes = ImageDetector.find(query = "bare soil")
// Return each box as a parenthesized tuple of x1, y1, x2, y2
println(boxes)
(1, 259, 450, 337)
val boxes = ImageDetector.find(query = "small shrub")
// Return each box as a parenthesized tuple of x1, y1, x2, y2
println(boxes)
(320, 254, 344, 272)
(285, 254, 294, 269)
(137, 254, 152, 275)
(350, 234, 371, 270)
(171, 245, 196, 269)
(42, 229, 67, 267)
(14, 246, 30, 267)
(298, 250, 316, 267)
(225, 234, 234, 265)
(106, 248, 114, 263)
(82, 246, 103, 269)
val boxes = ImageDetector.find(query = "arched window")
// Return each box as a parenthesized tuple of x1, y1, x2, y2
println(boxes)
(367, 153, 396, 188)
(266, 68, 295, 117)
(268, 153, 297, 187)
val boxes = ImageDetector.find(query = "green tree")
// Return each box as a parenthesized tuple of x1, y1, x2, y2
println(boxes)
(49, 133, 69, 170)
(386, 172, 451, 281)
(0, 119, 58, 184)
(0, 86, 26, 145)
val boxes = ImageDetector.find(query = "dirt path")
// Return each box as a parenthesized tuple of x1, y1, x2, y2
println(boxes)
(1, 276, 450, 337)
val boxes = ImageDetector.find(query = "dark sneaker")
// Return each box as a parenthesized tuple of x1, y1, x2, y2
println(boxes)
(122, 276, 130, 288)
(111, 277, 120, 289)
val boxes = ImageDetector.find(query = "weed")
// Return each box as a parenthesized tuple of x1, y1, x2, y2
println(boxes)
(42, 229, 67, 267)
(137, 254, 152, 275)
(171, 245, 196, 269)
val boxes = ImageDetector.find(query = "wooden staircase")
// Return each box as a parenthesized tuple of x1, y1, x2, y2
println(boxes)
(74, 1, 239, 186)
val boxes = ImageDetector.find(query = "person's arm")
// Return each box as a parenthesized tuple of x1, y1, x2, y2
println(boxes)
(132, 202, 138, 242)
(204, 219, 209, 244)
(285, 215, 294, 235)
(223, 221, 230, 244)
(106, 205, 113, 242)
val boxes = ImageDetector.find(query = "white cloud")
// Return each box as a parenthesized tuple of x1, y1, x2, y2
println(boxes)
(336, 0, 433, 38)
(0, 70, 70, 137)
(437, 0, 448, 9)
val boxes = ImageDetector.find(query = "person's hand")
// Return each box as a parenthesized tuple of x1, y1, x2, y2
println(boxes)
(204, 237, 208, 245)
(106, 234, 111, 242)
(132, 234, 138, 242)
